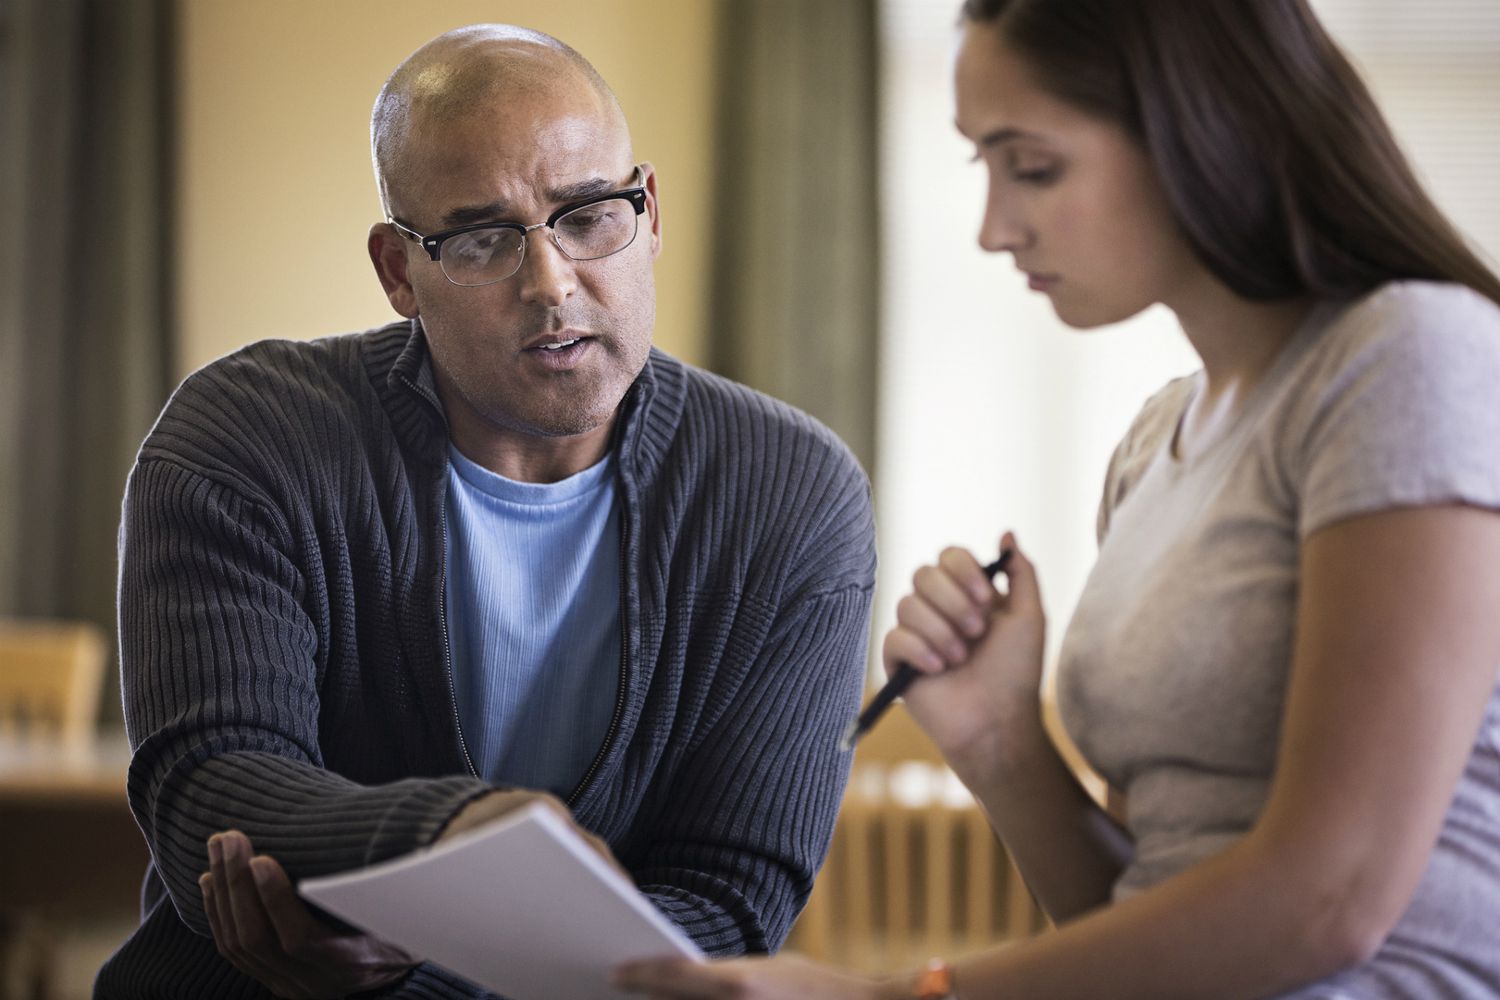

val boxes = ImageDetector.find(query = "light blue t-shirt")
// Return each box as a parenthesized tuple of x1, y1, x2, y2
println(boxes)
(443, 445, 621, 796)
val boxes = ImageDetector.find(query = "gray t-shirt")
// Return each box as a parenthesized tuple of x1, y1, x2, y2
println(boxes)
(1056, 282, 1500, 998)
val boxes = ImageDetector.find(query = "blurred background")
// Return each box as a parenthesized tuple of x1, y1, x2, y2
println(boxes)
(1, 0, 1496, 995)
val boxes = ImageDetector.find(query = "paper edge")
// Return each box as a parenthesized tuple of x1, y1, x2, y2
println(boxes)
(298, 800, 704, 961)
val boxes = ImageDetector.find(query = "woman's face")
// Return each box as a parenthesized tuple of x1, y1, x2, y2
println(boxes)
(953, 21, 1206, 328)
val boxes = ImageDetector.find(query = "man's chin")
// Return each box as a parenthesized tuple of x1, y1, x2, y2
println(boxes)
(487, 399, 622, 441)
(463, 353, 645, 443)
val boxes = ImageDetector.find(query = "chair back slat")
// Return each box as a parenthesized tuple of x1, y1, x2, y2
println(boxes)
(0, 619, 107, 745)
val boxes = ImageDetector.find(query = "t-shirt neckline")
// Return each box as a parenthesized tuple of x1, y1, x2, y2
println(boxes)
(1164, 298, 1343, 472)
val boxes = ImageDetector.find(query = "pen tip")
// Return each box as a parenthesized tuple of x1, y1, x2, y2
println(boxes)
(838, 720, 860, 753)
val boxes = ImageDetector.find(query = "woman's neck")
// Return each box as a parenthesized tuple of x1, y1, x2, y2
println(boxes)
(1172, 284, 1317, 395)
(1165, 281, 1317, 461)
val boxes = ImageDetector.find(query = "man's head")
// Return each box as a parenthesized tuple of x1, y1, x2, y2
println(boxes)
(367, 25, 661, 478)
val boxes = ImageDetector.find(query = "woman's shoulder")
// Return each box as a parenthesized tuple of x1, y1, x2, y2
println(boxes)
(1292, 280, 1500, 416)
(1320, 280, 1500, 359)
(1288, 280, 1500, 537)
(1353, 279, 1498, 318)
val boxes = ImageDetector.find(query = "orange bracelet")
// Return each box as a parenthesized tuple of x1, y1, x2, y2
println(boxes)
(913, 957, 956, 1000)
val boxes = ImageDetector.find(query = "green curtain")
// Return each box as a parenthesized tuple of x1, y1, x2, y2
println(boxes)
(0, 0, 175, 727)
(710, 0, 882, 477)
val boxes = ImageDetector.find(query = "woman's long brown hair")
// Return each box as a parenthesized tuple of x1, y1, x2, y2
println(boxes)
(961, 0, 1500, 306)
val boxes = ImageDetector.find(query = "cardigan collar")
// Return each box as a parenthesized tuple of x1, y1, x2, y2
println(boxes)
(381, 317, 686, 487)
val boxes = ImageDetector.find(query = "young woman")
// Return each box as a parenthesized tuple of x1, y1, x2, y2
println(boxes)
(616, 1, 1500, 998)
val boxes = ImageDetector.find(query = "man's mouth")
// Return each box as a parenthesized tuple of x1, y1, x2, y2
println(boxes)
(524, 334, 595, 370)
(524, 329, 593, 350)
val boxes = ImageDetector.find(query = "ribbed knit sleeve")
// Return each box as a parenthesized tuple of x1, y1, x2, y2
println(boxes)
(633, 583, 871, 953)
(607, 364, 878, 954)
(118, 457, 491, 936)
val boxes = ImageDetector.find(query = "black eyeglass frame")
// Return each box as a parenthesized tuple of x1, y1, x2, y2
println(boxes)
(387, 165, 648, 280)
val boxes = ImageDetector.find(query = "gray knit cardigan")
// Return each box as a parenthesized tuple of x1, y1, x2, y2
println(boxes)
(97, 321, 876, 998)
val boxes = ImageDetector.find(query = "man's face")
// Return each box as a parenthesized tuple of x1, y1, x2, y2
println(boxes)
(380, 80, 660, 448)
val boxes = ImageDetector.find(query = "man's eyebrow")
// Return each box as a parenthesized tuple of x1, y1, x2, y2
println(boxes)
(546, 176, 619, 204)
(437, 177, 624, 229)
(441, 202, 511, 227)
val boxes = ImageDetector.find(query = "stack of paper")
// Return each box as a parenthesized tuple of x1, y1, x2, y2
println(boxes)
(300, 802, 703, 999)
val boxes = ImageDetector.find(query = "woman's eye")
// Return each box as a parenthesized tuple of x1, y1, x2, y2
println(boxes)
(1011, 164, 1060, 185)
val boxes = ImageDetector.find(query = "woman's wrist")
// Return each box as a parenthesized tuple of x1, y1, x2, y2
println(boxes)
(944, 696, 1051, 785)
(880, 958, 959, 1000)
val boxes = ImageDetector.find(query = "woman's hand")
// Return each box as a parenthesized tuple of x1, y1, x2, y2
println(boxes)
(613, 953, 889, 1000)
(882, 531, 1048, 775)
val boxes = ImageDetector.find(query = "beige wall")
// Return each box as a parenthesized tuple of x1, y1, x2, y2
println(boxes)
(176, 1, 719, 379)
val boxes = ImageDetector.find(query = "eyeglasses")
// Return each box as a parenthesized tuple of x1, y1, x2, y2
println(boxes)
(388, 166, 648, 287)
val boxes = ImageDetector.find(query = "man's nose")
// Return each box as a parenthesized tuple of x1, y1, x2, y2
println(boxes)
(515, 229, 578, 307)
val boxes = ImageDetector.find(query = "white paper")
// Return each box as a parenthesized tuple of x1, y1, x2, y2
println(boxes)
(299, 802, 703, 999)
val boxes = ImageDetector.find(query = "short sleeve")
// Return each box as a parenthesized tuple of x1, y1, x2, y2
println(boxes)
(1297, 283, 1500, 539)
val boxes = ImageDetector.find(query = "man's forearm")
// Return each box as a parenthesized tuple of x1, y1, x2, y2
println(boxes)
(136, 742, 491, 936)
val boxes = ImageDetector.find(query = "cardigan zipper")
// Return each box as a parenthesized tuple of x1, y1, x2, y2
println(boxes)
(567, 497, 630, 808)
(395, 367, 478, 778)
(440, 500, 479, 778)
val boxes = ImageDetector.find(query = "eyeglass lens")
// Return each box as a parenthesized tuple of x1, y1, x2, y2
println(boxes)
(440, 197, 640, 286)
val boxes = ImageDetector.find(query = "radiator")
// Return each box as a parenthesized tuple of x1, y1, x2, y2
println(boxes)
(786, 761, 1047, 974)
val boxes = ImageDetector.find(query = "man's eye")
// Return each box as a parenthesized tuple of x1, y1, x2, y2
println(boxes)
(564, 208, 611, 230)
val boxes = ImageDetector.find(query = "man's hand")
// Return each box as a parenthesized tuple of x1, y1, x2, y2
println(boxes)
(198, 793, 624, 996)
(199, 830, 418, 998)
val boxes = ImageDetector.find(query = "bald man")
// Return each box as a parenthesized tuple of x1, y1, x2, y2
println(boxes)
(98, 26, 875, 1000)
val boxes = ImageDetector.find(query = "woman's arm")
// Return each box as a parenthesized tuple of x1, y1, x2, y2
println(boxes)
(885, 536, 1132, 921)
(617, 504, 1500, 999)
(956, 707, 1133, 923)
(943, 504, 1500, 999)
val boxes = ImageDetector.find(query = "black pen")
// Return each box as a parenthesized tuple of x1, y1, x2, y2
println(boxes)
(839, 549, 1013, 752)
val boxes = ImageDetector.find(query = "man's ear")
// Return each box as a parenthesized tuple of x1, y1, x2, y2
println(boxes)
(639, 161, 662, 260)
(368, 223, 420, 318)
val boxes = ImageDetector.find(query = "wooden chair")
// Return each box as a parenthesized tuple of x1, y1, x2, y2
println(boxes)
(0, 618, 109, 1000)
(0, 619, 107, 746)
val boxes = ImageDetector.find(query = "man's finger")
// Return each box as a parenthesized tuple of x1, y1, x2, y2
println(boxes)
(217, 830, 311, 989)
(199, 872, 226, 949)
(251, 854, 422, 991)
(206, 835, 240, 952)
(250, 853, 325, 955)
(220, 832, 275, 951)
